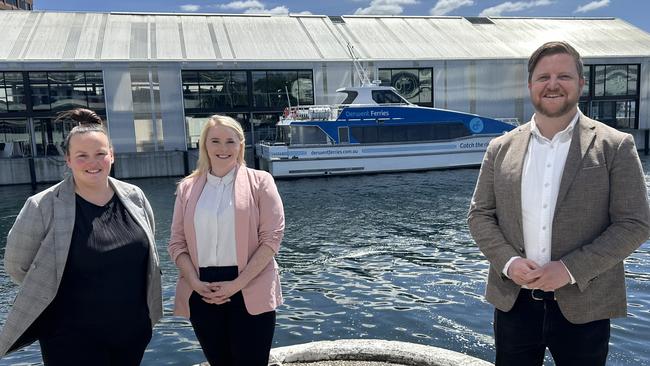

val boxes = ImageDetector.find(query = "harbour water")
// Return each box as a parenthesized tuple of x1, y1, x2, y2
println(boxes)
(1, 159, 650, 365)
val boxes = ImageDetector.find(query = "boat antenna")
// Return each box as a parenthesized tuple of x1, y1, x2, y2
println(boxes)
(347, 43, 372, 87)
(283, 85, 292, 110)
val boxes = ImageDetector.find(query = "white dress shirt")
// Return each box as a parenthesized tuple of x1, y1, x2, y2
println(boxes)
(503, 112, 579, 283)
(194, 168, 237, 268)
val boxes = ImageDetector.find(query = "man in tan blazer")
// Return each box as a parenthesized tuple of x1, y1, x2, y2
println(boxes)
(468, 41, 650, 365)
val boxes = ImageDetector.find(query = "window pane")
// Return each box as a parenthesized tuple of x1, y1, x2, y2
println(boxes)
(378, 69, 391, 86)
(0, 119, 30, 158)
(31, 84, 51, 110)
(379, 68, 433, 106)
(0, 86, 7, 112)
(134, 116, 155, 152)
(185, 115, 209, 149)
(183, 84, 200, 109)
(581, 65, 590, 97)
(628, 65, 638, 95)
(5, 72, 26, 111)
(296, 71, 314, 105)
(230, 71, 249, 108)
(594, 66, 605, 97)
(604, 65, 627, 96)
(181, 71, 199, 83)
(252, 71, 268, 108)
(267, 71, 297, 108)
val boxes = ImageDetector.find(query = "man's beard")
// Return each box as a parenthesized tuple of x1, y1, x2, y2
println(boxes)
(533, 95, 579, 119)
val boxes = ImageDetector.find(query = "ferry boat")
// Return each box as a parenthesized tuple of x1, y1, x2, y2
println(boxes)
(256, 48, 516, 178)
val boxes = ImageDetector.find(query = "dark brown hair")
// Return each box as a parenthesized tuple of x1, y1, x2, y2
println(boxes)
(56, 108, 110, 156)
(527, 41, 584, 82)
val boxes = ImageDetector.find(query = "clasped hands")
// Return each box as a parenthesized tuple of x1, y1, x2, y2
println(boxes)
(191, 279, 241, 305)
(507, 258, 571, 291)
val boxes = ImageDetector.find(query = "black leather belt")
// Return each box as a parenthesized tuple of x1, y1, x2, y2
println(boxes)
(522, 288, 556, 301)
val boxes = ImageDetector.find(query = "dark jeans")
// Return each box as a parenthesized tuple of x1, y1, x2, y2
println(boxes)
(494, 289, 610, 366)
(38, 316, 152, 366)
(190, 266, 276, 366)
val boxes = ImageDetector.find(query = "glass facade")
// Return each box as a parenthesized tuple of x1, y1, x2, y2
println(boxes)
(378, 68, 433, 107)
(182, 69, 314, 149)
(581, 64, 639, 129)
(252, 70, 314, 109)
(0, 71, 105, 158)
(182, 70, 249, 112)
(28, 71, 105, 112)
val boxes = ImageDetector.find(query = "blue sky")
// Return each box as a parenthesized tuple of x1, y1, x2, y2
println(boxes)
(35, 0, 650, 34)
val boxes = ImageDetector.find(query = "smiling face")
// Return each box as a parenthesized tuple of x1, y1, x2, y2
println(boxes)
(66, 131, 113, 189)
(528, 52, 585, 120)
(205, 124, 243, 176)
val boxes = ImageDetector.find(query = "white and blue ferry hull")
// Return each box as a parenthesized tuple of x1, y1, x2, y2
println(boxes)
(258, 135, 497, 178)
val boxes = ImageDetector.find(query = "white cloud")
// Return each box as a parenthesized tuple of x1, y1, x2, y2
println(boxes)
(217, 1, 307, 14)
(218, 0, 265, 10)
(354, 0, 419, 15)
(180, 4, 201, 11)
(574, 0, 609, 13)
(479, 0, 553, 17)
(430, 0, 474, 16)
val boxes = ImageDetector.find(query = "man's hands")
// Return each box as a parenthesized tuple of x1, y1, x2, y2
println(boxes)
(508, 258, 571, 291)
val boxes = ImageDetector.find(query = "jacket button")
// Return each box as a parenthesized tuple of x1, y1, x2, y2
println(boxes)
(30, 263, 36, 269)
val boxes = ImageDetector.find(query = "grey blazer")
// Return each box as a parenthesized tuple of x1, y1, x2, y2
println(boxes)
(0, 176, 163, 357)
(468, 114, 650, 324)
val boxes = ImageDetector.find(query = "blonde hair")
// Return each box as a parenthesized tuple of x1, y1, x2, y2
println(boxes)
(185, 115, 246, 180)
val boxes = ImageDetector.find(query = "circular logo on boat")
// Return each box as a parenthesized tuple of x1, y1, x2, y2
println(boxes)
(469, 118, 484, 133)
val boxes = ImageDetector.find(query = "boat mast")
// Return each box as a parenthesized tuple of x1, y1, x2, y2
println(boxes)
(347, 43, 373, 87)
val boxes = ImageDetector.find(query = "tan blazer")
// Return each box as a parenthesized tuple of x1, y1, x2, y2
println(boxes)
(0, 176, 163, 357)
(168, 165, 285, 317)
(468, 114, 650, 324)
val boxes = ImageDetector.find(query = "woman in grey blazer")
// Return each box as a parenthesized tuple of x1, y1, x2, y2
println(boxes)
(0, 109, 162, 365)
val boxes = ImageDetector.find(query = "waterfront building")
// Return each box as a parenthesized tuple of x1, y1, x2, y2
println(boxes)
(0, 0, 32, 11)
(1, 11, 650, 185)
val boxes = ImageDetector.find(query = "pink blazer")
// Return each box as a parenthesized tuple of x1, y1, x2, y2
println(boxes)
(168, 166, 284, 317)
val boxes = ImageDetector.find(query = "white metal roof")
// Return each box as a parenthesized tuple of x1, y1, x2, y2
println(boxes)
(1, 11, 650, 62)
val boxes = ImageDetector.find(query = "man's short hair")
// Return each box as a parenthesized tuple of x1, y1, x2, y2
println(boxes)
(528, 41, 584, 82)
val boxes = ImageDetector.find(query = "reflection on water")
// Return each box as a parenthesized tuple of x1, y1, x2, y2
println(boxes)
(1, 158, 650, 365)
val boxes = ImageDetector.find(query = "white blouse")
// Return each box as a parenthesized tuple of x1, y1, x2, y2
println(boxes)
(194, 168, 237, 267)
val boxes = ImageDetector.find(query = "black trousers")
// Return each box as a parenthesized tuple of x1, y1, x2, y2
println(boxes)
(38, 316, 152, 366)
(494, 289, 610, 366)
(190, 266, 276, 366)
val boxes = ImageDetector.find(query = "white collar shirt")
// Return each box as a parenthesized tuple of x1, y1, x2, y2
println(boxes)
(520, 112, 579, 269)
(194, 168, 237, 267)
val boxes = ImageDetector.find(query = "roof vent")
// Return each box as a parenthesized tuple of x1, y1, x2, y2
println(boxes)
(328, 15, 345, 24)
(465, 16, 494, 25)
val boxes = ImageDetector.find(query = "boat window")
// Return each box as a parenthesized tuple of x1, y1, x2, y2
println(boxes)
(350, 123, 470, 143)
(290, 125, 330, 145)
(276, 126, 290, 144)
(340, 91, 358, 105)
(372, 90, 407, 105)
(338, 127, 350, 144)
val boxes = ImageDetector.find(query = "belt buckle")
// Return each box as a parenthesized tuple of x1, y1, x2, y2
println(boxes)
(531, 289, 555, 301)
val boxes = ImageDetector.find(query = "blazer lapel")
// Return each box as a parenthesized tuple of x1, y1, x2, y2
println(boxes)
(53, 176, 76, 285)
(234, 166, 250, 271)
(185, 174, 207, 269)
(507, 124, 532, 241)
(555, 115, 596, 213)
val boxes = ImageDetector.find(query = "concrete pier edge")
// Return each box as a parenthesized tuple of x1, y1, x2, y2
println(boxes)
(266, 339, 493, 366)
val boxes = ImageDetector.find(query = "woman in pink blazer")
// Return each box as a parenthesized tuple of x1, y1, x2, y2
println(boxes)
(168, 115, 284, 365)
